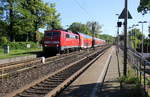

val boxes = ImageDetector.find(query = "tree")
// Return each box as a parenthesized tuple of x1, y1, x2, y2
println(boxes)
(0, 0, 33, 41)
(35, 31, 44, 43)
(20, 1, 56, 41)
(0, 0, 61, 42)
(86, 21, 102, 35)
(128, 28, 143, 49)
(148, 34, 150, 39)
(137, 0, 150, 14)
(46, 4, 62, 30)
(98, 34, 115, 44)
(68, 22, 90, 34)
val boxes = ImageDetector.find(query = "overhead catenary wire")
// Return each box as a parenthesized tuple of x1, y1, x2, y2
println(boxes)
(71, 0, 94, 21)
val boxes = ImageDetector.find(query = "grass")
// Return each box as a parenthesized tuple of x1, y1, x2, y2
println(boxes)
(118, 67, 141, 88)
(0, 48, 42, 59)
(118, 68, 144, 97)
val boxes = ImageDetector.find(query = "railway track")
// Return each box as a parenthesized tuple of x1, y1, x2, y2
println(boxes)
(5, 46, 108, 97)
(0, 46, 109, 97)
(0, 49, 91, 78)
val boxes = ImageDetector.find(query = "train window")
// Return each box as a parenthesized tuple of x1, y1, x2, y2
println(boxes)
(70, 35, 75, 39)
(66, 34, 70, 38)
(45, 32, 60, 37)
(75, 36, 79, 39)
(70, 35, 73, 38)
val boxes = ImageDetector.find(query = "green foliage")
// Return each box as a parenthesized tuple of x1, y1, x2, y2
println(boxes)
(0, 48, 42, 59)
(68, 21, 114, 43)
(68, 22, 90, 34)
(86, 21, 102, 34)
(0, 36, 9, 45)
(0, 0, 61, 42)
(137, 0, 150, 14)
(128, 28, 143, 49)
(5, 42, 39, 49)
(148, 34, 150, 38)
(98, 34, 115, 44)
(35, 31, 44, 42)
(119, 69, 140, 84)
(47, 4, 62, 30)
(119, 76, 139, 84)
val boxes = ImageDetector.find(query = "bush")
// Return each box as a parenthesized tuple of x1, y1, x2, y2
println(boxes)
(5, 42, 39, 49)
(119, 75, 140, 84)
(0, 36, 9, 45)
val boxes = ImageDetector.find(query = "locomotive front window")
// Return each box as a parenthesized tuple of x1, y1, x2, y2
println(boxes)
(75, 36, 79, 39)
(66, 34, 70, 38)
(45, 32, 60, 37)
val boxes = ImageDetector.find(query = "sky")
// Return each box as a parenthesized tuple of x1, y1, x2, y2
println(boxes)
(42, 0, 150, 37)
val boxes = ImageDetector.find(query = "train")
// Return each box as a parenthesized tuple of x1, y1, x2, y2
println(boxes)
(42, 30, 106, 54)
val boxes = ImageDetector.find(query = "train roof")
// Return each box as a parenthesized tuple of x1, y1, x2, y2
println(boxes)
(78, 33, 92, 38)
(45, 29, 77, 34)
(78, 32, 105, 41)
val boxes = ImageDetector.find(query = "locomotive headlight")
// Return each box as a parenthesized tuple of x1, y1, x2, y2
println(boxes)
(44, 45, 48, 47)
(44, 41, 59, 44)
(53, 41, 60, 44)
(44, 41, 51, 44)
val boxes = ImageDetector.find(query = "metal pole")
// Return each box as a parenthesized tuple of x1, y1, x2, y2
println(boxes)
(139, 21, 147, 93)
(117, 19, 119, 52)
(92, 22, 96, 48)
(116, 14, 120, 52)
(142, 23, 146, 93)
(124, 0, 128, 76)
(142, 23, 144, 56)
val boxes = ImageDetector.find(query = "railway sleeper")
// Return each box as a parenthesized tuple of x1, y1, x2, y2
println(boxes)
(17, 93, 37, 97)
(31, 86, 54, 90)
(52, 74, 70, 79)
(42, 80, 63, 84)
(46, 77, 66, 81)
(19, 92, 44, 97)
(54, 72, 74, 77)
(32, 86, 56, 90)
(37, 83, 58, 88)
(25, 89, 49, 94)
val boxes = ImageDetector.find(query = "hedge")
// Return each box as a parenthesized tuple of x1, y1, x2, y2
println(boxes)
(0, 42, 41, 49)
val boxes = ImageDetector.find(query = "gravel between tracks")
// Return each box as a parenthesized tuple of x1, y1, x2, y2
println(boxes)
(0, 48, 102, 97)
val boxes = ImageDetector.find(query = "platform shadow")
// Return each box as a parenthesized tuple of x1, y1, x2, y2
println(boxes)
(57, 81, 145, 97)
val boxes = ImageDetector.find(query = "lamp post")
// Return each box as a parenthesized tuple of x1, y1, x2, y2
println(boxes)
(139, 21, 147, 92)
(116, 14, 120, 52)
(138, 21, 147, 57)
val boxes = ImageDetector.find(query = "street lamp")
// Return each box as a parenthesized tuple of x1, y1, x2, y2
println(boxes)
(139, 21, 147, 91)
(138, 21, 147, 57)
(116, 14, 120, 51)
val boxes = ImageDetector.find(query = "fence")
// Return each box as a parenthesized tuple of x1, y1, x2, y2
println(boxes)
(125, 47, 150, 96)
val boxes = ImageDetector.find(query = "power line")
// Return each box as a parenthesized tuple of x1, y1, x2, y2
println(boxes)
(72, 0, 93, 20)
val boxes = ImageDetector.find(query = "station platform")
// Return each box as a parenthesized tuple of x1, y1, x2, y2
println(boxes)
(57, 46, 140, 97)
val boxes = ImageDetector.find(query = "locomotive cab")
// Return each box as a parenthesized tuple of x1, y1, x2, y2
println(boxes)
(43, 30, 61, 54)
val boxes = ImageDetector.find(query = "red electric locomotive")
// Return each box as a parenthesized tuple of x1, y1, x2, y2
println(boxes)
(43, 30, 80, 54)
